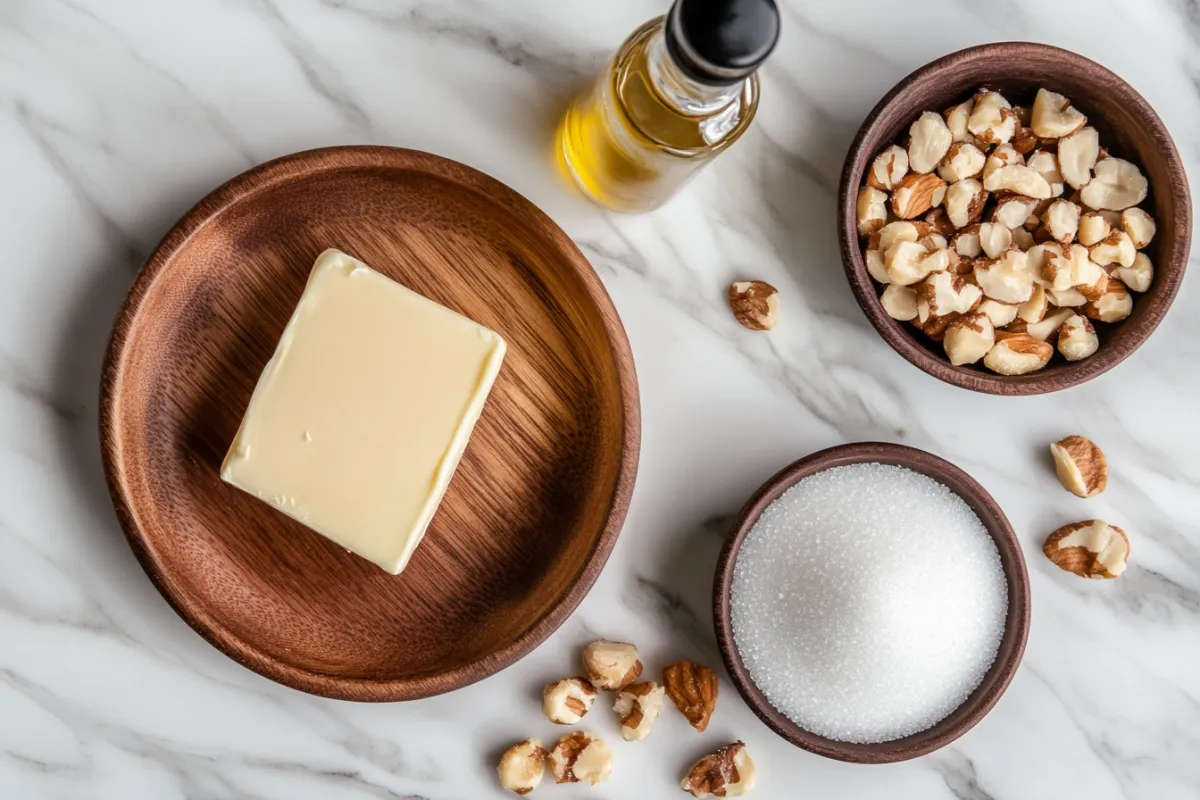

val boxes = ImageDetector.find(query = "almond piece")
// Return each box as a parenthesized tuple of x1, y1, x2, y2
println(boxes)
(1018, 283, 1049, 323)
(881, 284, 918, 321)
(984, 165, 1053, 198)
(907, 111, 954, 174)
(729, 282, 780, 331)
(1081, 158, 1148, 211)
(1026, 150, 1066, 197)
(1044, 520, 1128, 579)
(549, 732, 612, 785)
(613, 681, 666, 742)
(992, 193, 1039, 230)
(1115, 252, 1154, 292)
(582, 640, 643, 690)
(1057, 314, 1099, 362)
(1041, 199, 1081, 243)
(865, 249, 890, 284)
(891, 172, 947, 219)
(975, 249, 1035, 304)
(873, 221, 919, 252)
(682, 742, 756, 798)
(983, 334, 1052, 375)
(498, 739, 547, 795)
(944, 98, 975, 142)
(663, 661, 718, 733)
(937, 142, 987, 183)
(1083, 277, 1133, 323)
(543, 677, 598, 725)
(884, 240, 934, 286)
(1077, 212, 1112, 247)
(944, 178, 987, 229)
(1089, 230, 1136, 268)
(1121, 208, 1157, 249)
(968, 91, 1016, 145)
(943, 311, 995, 365)
(1057, 127, 1100, 189)
(867, 144, 910, 191)
(978, 222, 1013, 259)
(978, 298, 1020, 327)
(917, 270, 982, 324)
(951, 224, 983, 258)
(1031, 88, 1087, 138)
(1050, 434, 1107, 498)
(856, 186, 889, 238)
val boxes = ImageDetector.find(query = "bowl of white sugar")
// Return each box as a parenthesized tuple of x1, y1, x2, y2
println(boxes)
(714, 442, 1030, 763)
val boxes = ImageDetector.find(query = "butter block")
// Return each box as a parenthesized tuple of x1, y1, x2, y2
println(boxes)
(221, 249, 506, 574)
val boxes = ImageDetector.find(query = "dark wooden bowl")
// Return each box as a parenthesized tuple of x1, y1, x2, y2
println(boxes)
(838, 43, 1191, 395)
(100, 146, 640, 701)
(713, 443, 1030, 763)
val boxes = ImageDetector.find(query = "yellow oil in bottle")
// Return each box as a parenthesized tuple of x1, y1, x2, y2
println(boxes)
(559, 16, 761, 212)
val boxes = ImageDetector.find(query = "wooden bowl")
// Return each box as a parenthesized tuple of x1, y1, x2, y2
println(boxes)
(838, 43, 1192, 395)
(100, 146, 640, 701)
(713, 442, 1030, 763)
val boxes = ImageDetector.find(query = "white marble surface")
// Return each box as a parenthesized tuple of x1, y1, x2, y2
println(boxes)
(2, 0, 1199, 797)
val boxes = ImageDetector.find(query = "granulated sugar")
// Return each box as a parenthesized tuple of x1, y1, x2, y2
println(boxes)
(730, 463, 1007, 744)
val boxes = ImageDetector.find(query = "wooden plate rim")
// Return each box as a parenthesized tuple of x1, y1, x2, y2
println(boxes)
(713, 442, 1031, 763)
(99, 145, 641, 701)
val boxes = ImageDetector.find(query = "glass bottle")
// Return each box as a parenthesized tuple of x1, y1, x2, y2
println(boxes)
(559, 0, 780, 212)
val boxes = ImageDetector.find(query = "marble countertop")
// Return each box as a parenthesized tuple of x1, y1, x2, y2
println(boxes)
(3, 0, 1199, 797)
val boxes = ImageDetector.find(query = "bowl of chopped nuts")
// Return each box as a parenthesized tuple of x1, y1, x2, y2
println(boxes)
(839, 42, 1191, 394)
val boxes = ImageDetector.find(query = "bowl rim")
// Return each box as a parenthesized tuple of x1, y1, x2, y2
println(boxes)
(98, 145, 642, 701)
(712, 442, 1031, 763)
(838, 41, 1192, 395)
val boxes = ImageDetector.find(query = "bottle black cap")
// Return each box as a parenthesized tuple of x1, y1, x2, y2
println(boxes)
(664, 0, 780, 86)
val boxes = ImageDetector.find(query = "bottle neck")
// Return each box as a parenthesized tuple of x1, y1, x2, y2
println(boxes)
(646, 26, 744, 117)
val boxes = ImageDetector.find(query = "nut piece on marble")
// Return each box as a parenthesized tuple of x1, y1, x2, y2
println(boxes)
(663, 660, 718, 732)
(1050, 435, 1107, 498)
(1044, 520, 1129, 579)
(549, 731, 612, 785)
(681, 741, 757, 798)
(497, 739, 547, 795)
(582, 640, 643, 690)
(543, 677, 598, 725)
(613, 680, 667, 741)
(728, 281, 780, 331)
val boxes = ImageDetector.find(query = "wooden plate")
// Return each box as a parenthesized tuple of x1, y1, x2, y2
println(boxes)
(100, 147, 640, 701)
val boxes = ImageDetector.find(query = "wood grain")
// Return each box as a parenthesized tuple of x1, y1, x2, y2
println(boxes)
(100, 146, 640, 701)
(713, 443, 1031, 764)
(838, 42, 1192, 395)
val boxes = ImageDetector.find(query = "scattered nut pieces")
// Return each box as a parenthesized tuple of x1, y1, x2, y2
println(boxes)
(728, 282, 780, 331)
(613, 681, 666, 742)
(1044, 520, 1129, 579)
(549, 732, 612, 786)
(581, 640, 642, 691)
(858, 85, 1157, 375)
(1050, 435, 1107, 497)
(1057, 313, 1099, 361)
(663, 661, 719, 733)
(682, 742, 757, 798)
(498, 739, 547, 795)
(543, 677, 597, 725)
